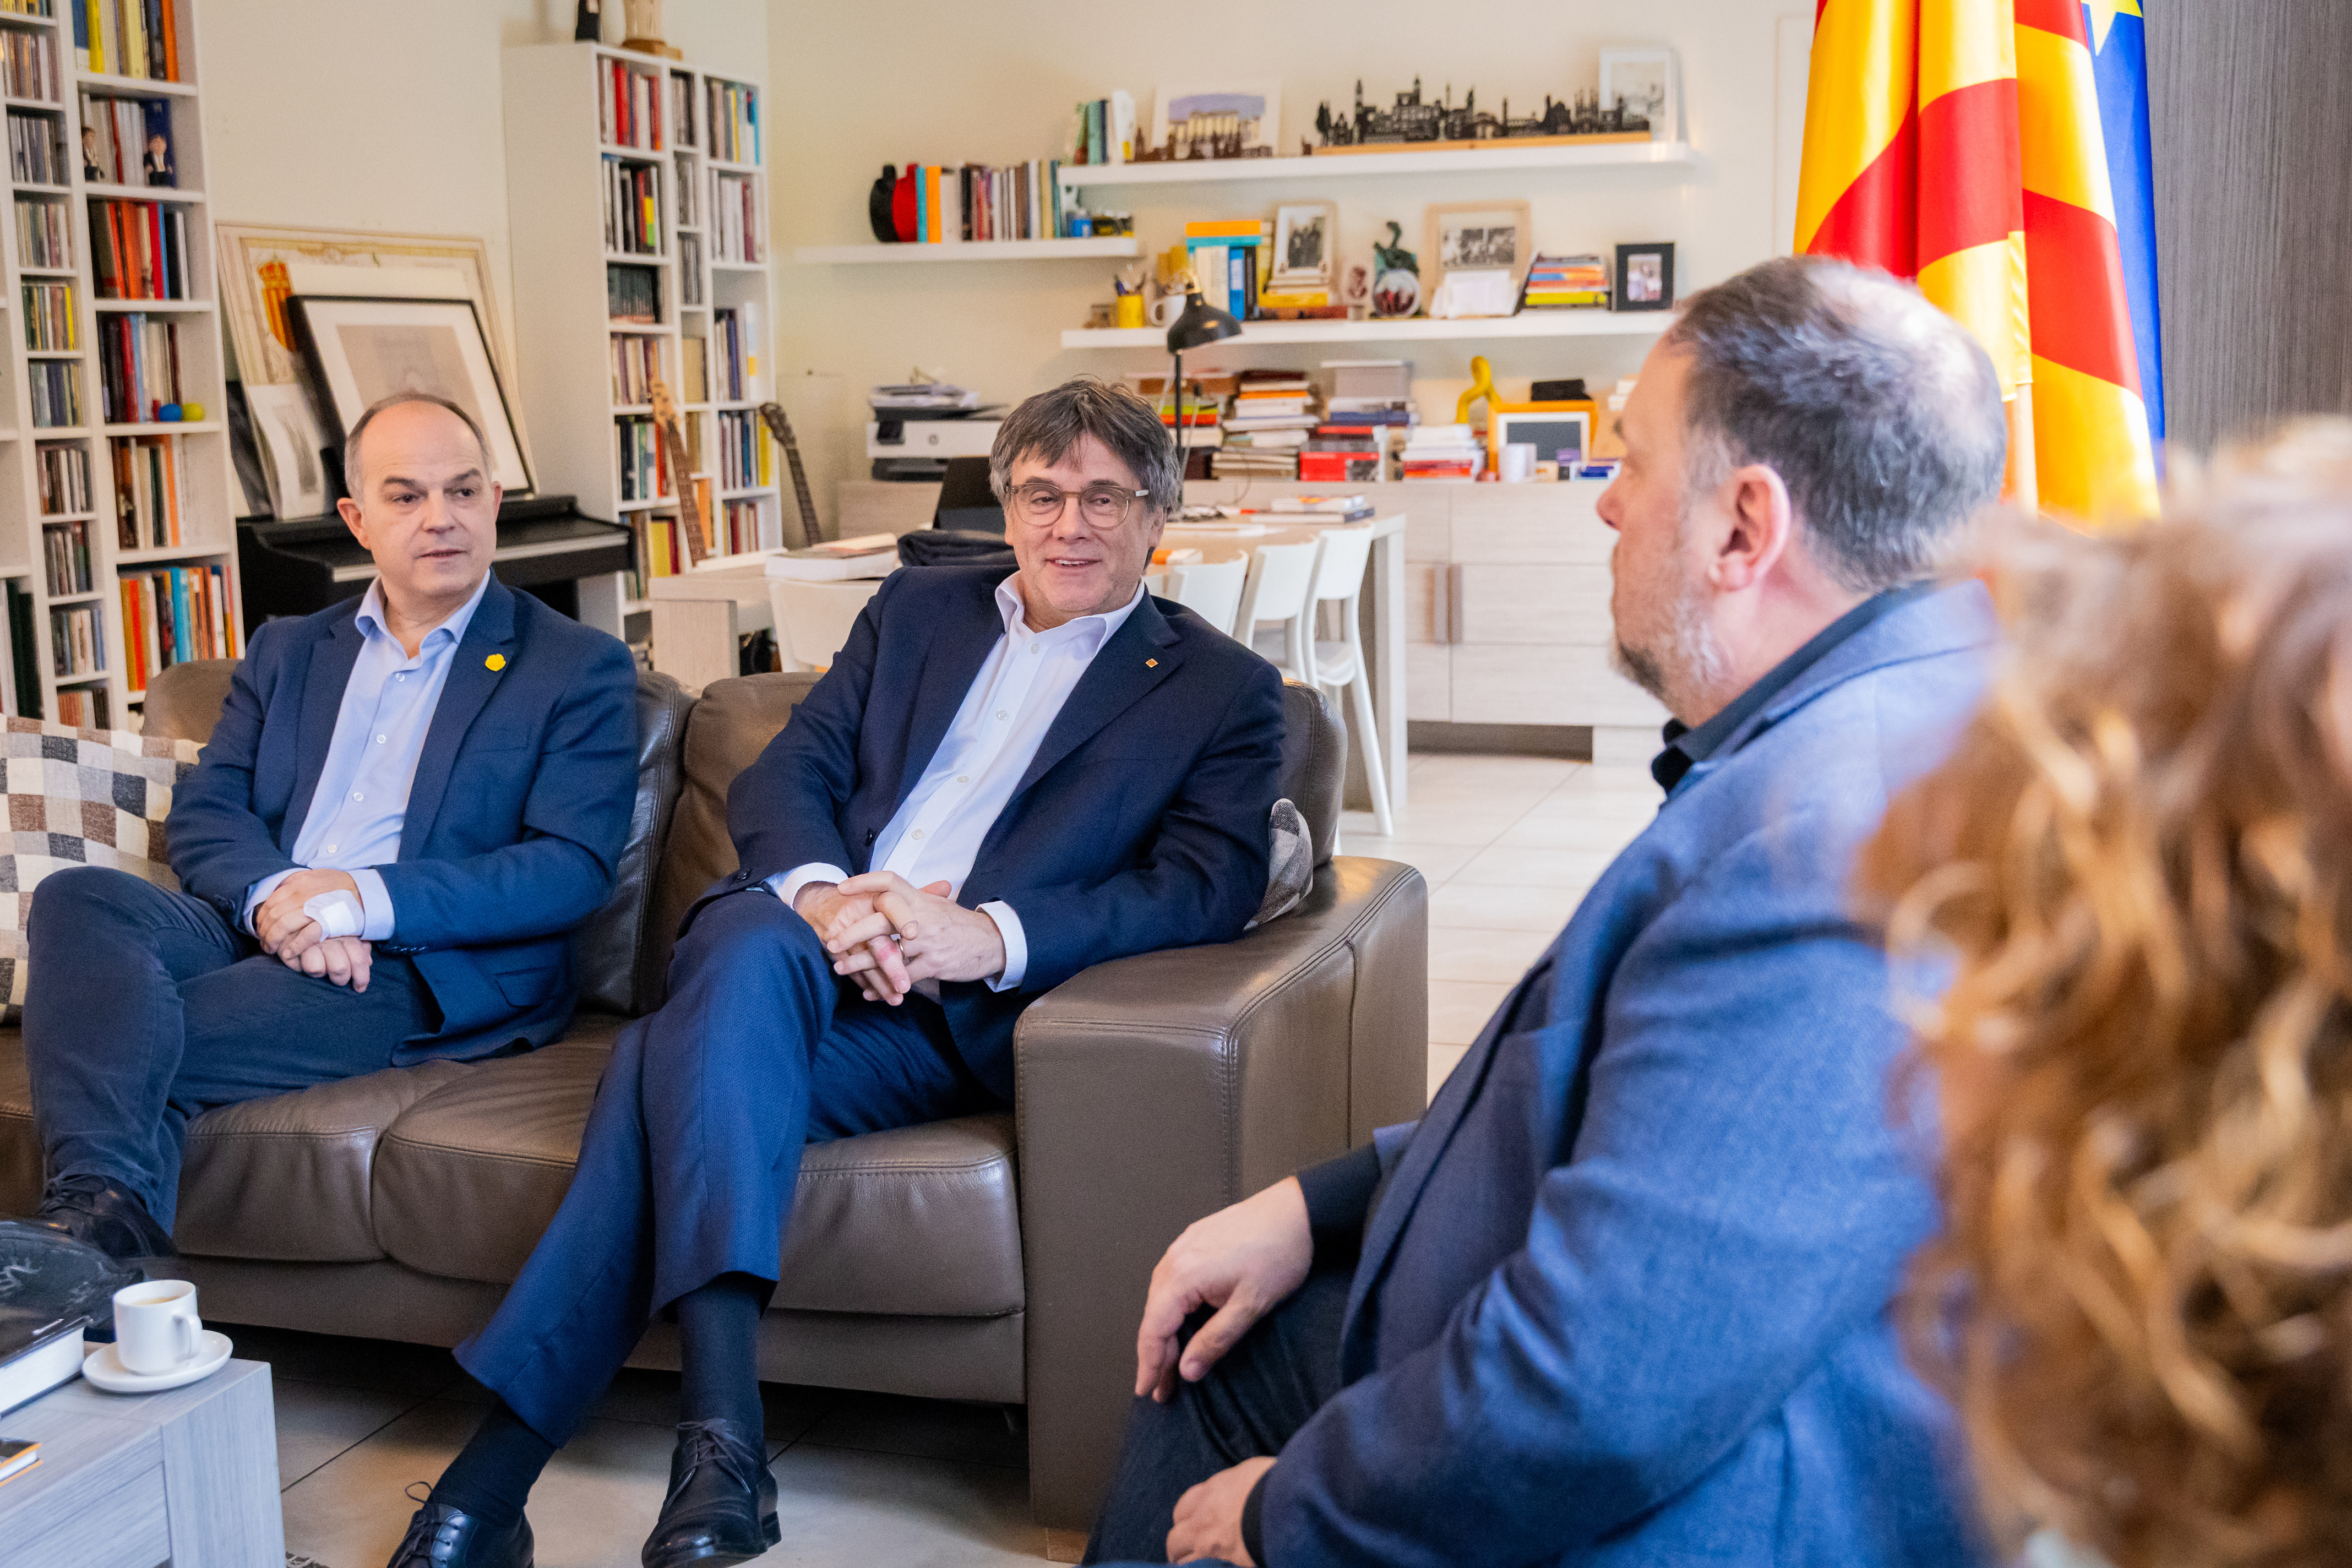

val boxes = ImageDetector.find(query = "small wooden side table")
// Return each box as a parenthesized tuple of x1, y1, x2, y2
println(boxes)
(0, 1359, 281, 1568)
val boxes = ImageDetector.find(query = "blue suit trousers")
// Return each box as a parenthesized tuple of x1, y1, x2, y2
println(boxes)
(455, 887, 1001, 1444)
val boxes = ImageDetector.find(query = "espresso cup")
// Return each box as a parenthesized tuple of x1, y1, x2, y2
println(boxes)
(114, 1278, 202, 1376)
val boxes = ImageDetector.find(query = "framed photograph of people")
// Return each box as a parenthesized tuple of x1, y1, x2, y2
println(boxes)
(287, 295, 533, 495)
(1423, 199, 1532, 306)
(1613, 242, 1676, 312)
(1271, 202, 1336, 291)
(1598, 45, 1680, 140)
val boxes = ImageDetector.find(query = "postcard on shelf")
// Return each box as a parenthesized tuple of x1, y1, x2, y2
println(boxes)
(1150, 80, 1282, 161)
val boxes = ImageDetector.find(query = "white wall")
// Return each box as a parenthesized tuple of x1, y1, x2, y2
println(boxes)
(768, 1, 1804, 478)
(194, 0, 767, 380)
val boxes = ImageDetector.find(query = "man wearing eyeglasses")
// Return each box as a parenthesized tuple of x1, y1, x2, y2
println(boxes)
(389, 377, 1287, 1568)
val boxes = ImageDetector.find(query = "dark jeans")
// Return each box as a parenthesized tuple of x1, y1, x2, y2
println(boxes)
(20, 865, 439, 1229)
(1085, 1266, 1352, 1566)
(455, 887, 1001, 1445)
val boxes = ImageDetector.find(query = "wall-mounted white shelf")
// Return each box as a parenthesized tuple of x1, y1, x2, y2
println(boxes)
(1061, 313, 1675, 350)
(794, 237, 1141, 264)
(1057, 139, 1694, 189)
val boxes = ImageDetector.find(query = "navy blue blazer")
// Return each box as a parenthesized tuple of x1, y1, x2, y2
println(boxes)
(167, 578, 639, 1064)
(703, 564, 1285, 1100)
(1262, 584, 2001, 1566)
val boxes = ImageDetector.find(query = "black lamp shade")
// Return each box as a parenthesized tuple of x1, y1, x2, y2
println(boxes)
(1166, 288, 1244, 353)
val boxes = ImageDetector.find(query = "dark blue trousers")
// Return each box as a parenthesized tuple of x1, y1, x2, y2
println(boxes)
(454, 886, 1000, 1444)
(20, 865, 439, 1229)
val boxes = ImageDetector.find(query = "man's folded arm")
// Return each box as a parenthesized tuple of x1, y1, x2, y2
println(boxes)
(982, 661, 1285, 995)
(1259, 815, 1937, 1567)
(371, 639, 638, 950)
(729, 574, 903, 886)
(167, 622, 302, 918)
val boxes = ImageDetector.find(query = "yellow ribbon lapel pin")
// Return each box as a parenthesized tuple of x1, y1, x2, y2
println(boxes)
(486, 654, 507, 671)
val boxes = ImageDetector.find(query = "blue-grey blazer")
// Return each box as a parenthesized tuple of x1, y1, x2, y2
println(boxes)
(1262, 582, 2000, 1566)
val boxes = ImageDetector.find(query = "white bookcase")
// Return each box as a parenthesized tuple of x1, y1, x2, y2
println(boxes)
(0, 0, 239, 728)
(501, 41, 775, 630)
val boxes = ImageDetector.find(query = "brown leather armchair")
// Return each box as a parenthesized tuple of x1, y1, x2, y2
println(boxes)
(0, 658, 1427, 1529)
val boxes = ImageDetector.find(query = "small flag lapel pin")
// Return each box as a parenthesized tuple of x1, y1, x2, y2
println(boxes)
(486, 654, 507, 671)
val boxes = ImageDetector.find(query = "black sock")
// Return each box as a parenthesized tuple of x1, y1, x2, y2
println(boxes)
(430, 1398, 558, 1529)
(677, 1271, 766, 1434)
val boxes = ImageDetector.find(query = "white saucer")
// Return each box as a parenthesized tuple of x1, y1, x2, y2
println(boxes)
(81, 1330, 233, 1393)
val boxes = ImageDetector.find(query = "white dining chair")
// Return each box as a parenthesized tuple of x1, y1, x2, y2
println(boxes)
(1162, 556, 1248, 636)
(1284, 528, 1395, 837)
(765, 577, 884, 673)
(1233, 540, 1322, 681)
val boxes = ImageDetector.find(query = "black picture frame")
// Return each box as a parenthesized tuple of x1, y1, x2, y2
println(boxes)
(1614, 242, 1676, 312)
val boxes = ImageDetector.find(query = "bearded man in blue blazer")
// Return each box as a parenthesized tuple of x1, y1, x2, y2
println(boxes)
(1086, 256, 2011, 1567)
(395, 378, 1287, 1568)
(13, 393, 639, 1261)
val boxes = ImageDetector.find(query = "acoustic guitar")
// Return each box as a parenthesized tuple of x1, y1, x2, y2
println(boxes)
(647, 377, 708, 567)
(757, 400, 823, 551)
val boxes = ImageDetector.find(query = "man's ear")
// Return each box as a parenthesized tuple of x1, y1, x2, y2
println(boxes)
(337, 496, 367, 545)
(1708, 464, 1795, 592)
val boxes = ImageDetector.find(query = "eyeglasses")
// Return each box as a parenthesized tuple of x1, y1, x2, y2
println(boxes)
(1009, 481, 1153, 530)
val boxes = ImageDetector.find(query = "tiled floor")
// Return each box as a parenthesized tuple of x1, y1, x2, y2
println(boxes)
(244, 753, 1657, 1567)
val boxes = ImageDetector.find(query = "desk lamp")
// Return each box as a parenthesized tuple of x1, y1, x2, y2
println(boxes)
(1165, 277, 1243, 469)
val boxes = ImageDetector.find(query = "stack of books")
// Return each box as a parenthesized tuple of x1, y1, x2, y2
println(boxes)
(1070, 92, 1137, 165)
(1521, 253, 1611, 310)
(1159, 403, 1223, 450)
(1184, 220, 1268, 320)
(1216, 370, 1320, 479)
(1268, 495, 1376, 523)
(1320, 360, 1417, 465)
(1298, 427, 1385, 484)
(1402, 424, 1484, 483)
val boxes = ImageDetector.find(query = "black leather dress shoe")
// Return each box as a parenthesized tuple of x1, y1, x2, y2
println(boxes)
(641, 1418, 778, 1568)
(385, 1500, 534, 1567)
(27, 1173, 176, 1262)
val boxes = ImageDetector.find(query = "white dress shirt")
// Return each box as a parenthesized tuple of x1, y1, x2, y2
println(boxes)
(242, 573, 491, 941)
(772, 573, 1145, 992)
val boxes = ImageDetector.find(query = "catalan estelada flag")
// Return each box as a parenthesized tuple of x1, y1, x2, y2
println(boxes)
(1795, 0, 2159, 524)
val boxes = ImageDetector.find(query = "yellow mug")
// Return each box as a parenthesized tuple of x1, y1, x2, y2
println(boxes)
(1114, 293, 1146, 329)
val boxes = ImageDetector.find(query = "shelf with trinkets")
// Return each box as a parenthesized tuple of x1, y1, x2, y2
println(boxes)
(1058, 139, 1692, 190)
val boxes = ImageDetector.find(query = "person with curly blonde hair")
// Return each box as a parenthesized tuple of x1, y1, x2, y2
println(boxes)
(1861, 419, 2352, 1568)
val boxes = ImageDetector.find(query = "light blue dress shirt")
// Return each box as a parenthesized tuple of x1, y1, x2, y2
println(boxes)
(242, 572, 492, 941)
(771, 574, 1145, 992)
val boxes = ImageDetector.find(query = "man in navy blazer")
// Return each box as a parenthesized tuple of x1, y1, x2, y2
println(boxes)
(397, 379, 1285, 1568)
(1086, 257, 2011, 1566)
(12, 393, 638, 1262)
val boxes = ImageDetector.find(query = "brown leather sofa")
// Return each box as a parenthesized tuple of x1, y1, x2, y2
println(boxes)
(0, 659, 1427, 1529)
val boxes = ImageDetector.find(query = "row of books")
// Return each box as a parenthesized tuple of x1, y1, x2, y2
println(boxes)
(120, 562, 230, 692)
(678, 232, 704, 304)
(1184, 220, 1344, 322)
(637, 509, 693, 578)
(8, 111, 66, 186)
(615, 415, 671, 503)
(1402, 424, 1484, 482)
(706, 79, 758, 165)
(602, 156, 660, 255)
(112, 432, 182, 546)
(0, 26, 61, 102)
(0, 1, 52, 17)
(679, 333, 706, 404)
(89, 198, 190, 298)
(42, 517, 89, 596)
(50, 601, 98, 676)
(1069, 92, 1136, 165)
(606, 261, 658, 324)
(667, 72, 697, 149)
(710, 307, 749, 401)
(95, 311, 180, 422)
(710, 170, 758, 262)
(29, 358, 79, 427)
(673, 150, 696, 225)
(1521, 252, 1611, 309)
(18, 192, 70, 266)
(23, 279, 73, 350)
(718, 498, 763, 555)
(37, 440, 89, 513)
(81, 94, 171, 189)
(72, 0, 182, 82)
(715, 408, 770, 490)
(52, 687, 103, 727)
(609, 331, 662, 406)
(890, 162, 1070, 244)
(597, 58, 665, 152)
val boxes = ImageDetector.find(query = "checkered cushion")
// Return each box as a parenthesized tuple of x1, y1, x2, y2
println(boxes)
(0, 717, 202, 1019)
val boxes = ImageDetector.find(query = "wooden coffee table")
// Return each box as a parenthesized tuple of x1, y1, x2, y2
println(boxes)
(0, 1357, 281, 1567)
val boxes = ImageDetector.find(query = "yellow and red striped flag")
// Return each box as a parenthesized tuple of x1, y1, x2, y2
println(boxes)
(1794, 0, 2158, 525)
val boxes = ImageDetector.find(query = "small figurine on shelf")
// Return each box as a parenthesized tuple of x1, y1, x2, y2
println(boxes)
(574, 0, 601, 42)
(141, 104, 173, 187)
(869, 165, 899, 243)
(1371, 222, 1420, 319)
(80, 126, 101, 183)
(620, 0, 679, 59)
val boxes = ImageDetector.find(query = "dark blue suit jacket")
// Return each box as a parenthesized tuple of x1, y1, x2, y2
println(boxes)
(1263, 584, 2000, 1566)
(704, 564, 1285, 1099)
(167, 578, 639, 1064)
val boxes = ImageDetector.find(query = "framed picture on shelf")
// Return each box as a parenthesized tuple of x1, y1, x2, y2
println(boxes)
(1489, 407, 1592, 476)
(1150, 80, 1282, 159)
(287, 296, 534, 495)
(1271, 202, 1336, 291)
(242, 382, 330, 520)
(1423, 199, 1531, 311)
(1613, 242, 1676, 311)
(1598, 46, 1679, 140)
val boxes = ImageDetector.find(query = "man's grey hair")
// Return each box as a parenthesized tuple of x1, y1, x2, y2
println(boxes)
(1663, 254, 2007, 592)
(989, 377, 1182, 518)
(341, 391, 493, 498)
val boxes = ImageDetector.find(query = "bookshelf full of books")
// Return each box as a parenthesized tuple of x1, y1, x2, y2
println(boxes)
(0, 0, 239, 728)
(503, 41, 776, 626)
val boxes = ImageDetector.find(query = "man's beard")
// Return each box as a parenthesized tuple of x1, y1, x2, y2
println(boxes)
(1610, 568, 1732, 718)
